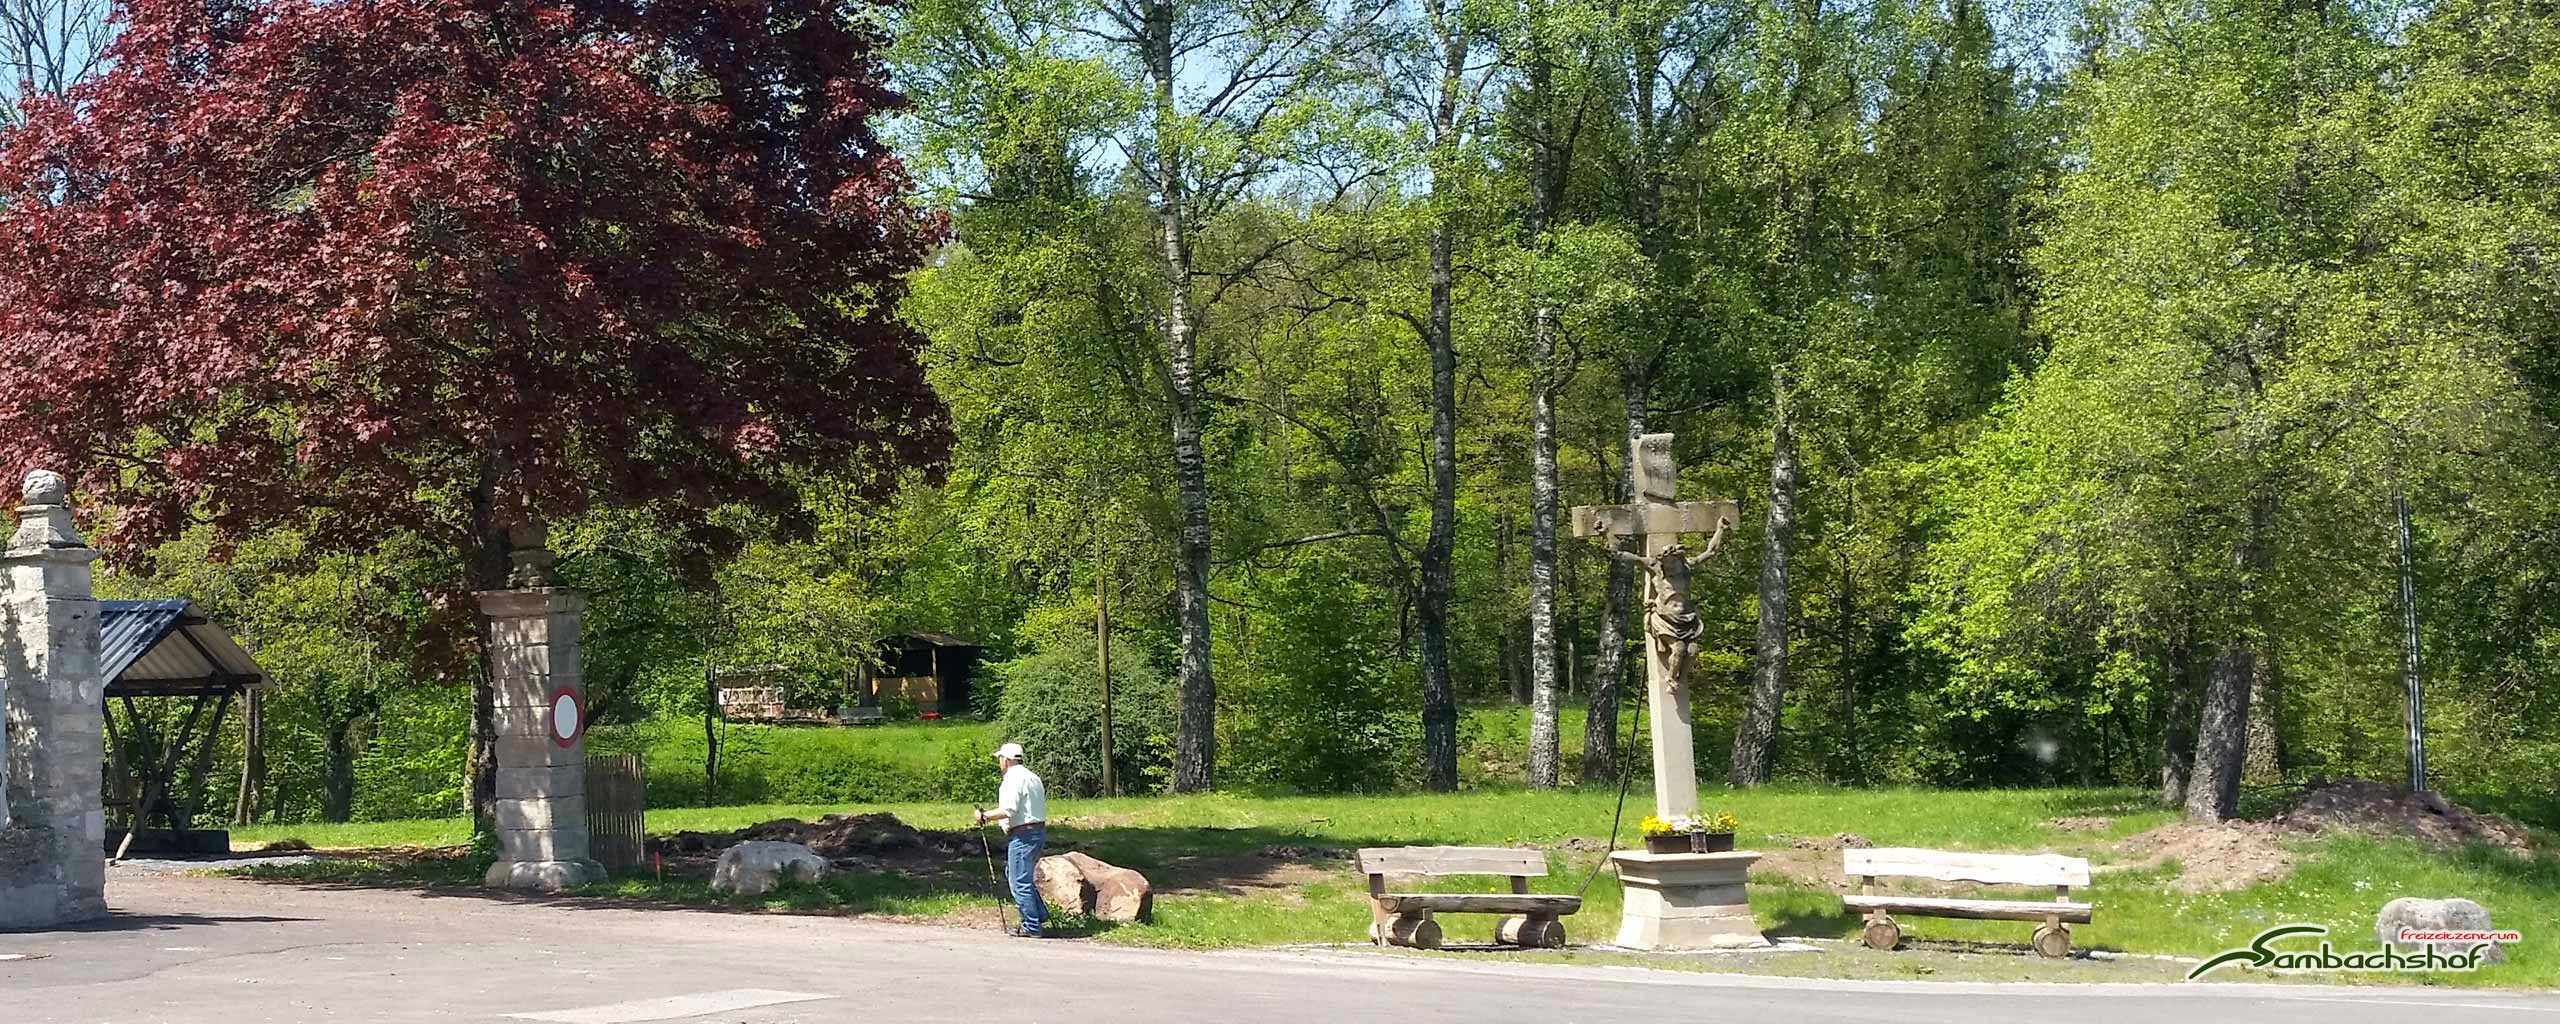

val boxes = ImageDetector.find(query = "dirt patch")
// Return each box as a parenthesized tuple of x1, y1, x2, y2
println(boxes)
(2045, 816, 2113, 833)
(2109, 820, 2293, 892)
(1753, 833, 1875, 892)
(2275, 778, 2537, 852)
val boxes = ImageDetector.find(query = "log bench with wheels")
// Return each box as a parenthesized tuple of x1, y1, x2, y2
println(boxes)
(1359, 846, 1582, 950)
(1841, 848, 2093, 958)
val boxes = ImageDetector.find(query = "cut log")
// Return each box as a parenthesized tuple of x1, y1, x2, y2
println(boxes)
(1372, 893, 1583, 915)
(1842, 894, 2093, 924)
(1862, 917, 1902, 951)
(2033, 922, 2073, 959)
(1495, 916, 1565, 948)
(1384, 915, 1443, 950)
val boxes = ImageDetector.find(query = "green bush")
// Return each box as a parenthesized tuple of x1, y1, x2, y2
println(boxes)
(612, 718, 1000, 807)
(1223, 550, 1419, 793)
(764, 749, 933, 803)
(994, 635, 1177, 797)
(930, 742, 1002, 803)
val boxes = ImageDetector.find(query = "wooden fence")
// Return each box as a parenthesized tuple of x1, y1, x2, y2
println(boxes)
(586, 753, 646, 872)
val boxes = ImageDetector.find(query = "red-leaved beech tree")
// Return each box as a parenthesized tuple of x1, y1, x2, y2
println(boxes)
(0, 0, 949, 822)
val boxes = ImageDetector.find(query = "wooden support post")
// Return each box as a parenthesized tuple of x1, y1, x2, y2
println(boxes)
(1367, 874, 1391, 947)
(2035, 883, 2074, 958)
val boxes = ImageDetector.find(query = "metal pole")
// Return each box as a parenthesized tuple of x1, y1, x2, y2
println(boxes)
(1098, 534, 1117, 798)
(2394, 491, 2427, 793)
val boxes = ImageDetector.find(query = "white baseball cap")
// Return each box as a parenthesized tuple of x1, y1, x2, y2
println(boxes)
(993, 742, 1025, 761)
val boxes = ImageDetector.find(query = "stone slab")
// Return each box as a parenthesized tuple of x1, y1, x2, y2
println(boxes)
(496, 795, 588, 832)
(494, 672, 558, 709)
(494, 735, 586, 769)
(478, 587, 584, 621)
(0, 881, 69, 931)
(496, 764, 587, 801)
(492, 700, 583, 740)
(500, 825, 592, 863)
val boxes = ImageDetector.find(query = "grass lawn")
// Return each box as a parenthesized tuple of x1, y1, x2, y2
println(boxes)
(228, 784, 2557, 989)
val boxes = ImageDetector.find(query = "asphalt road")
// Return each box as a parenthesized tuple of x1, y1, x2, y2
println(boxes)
(3, 874, 2554, 1023)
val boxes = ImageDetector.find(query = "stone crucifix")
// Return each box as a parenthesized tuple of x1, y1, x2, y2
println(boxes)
(1573, 432, 1736, 820)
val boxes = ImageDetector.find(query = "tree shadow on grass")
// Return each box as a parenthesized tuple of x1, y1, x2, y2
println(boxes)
(213, 820, 1462, 927)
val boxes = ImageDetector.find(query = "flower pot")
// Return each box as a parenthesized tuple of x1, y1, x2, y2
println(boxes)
(1643, 832, 1737, 854)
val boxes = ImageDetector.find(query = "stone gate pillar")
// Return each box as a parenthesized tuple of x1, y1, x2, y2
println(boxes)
(0, 470, 107, 930)
(480, 564, 603, 891)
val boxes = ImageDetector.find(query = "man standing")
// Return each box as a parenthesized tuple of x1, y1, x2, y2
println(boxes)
(973, 742, 1048, 937)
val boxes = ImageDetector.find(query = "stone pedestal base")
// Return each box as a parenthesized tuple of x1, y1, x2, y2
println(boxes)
(485, 858, 606, 892)
(1609, 850, 1768, 951)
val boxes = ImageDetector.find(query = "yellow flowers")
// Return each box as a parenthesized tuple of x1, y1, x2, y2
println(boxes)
(1640, 811, 1739, 836)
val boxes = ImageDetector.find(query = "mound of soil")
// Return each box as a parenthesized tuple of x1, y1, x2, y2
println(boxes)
(1753, 832, 1875, 892)
(2276, 779, 2535, 852)
(2111, 820, 2292, 892)
(2103, 778, 2535, 893)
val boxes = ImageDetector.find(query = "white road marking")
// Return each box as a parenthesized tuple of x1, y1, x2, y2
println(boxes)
(509, 989, 836, 1023)
(2292, 997, 2560, 1014)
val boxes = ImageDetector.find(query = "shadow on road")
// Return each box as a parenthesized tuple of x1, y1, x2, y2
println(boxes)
(55, 910, 315, 932)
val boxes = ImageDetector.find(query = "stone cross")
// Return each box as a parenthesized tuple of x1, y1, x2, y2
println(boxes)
(1572, 433, 1736, 820)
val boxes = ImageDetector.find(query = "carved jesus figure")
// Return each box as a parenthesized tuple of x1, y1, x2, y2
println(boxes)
(1611, 514, 1732, 695)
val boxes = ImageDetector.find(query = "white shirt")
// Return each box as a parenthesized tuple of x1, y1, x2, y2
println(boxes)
(997, 763, 1047, 829)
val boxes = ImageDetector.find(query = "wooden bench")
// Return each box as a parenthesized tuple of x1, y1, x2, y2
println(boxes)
(1842, 848, 2094, 958)
(1359, 846, 1582, 950)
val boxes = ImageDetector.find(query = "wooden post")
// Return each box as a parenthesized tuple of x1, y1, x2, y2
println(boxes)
(234, 687, 264, 825)
(702, 663, 720, 801)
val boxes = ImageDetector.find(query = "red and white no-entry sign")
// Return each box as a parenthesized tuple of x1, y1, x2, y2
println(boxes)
(548, 685, 585, 747)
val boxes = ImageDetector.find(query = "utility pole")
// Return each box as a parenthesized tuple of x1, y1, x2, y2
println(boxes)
(2394, 491, 2427, 794)
(1098, 532, 1117, 798)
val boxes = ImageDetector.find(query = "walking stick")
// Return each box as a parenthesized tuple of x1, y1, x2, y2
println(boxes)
(975, 807, 1014, 932)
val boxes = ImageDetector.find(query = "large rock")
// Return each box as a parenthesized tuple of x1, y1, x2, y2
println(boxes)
(1034, 856, 1085, 913)
(1033, 852, 1153, 922)
(2377, 897, 2507, 964)
(712, 841, 831, 897)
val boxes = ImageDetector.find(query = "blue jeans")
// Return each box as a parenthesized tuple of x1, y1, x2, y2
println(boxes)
(1006, 825, 1047, 934)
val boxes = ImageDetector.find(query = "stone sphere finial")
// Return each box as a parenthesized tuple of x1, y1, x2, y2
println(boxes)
(23, 469, 66, 507)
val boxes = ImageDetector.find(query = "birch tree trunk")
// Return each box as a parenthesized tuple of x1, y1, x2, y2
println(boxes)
(1144, 0, 1218, 792)
(1583, 365, 1646, 784)
(1521, 29, 1567, 788)
(1732, 370, 1796, 786)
